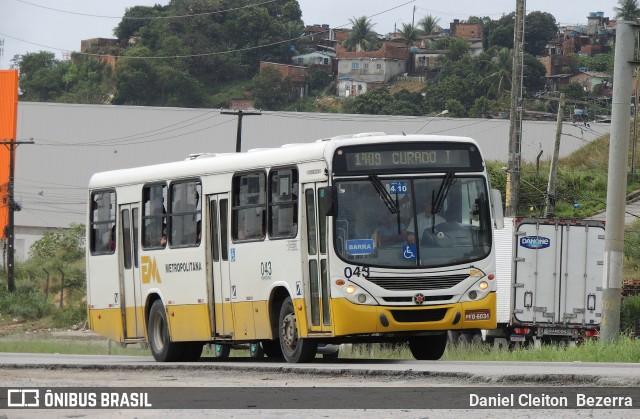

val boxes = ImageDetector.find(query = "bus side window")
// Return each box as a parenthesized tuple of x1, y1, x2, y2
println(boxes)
(89, 190, 116, 255)
(232, 171, 266, 241)
(268, 168, 298, 239)
(169, 180, 201, 247)
(141, 183, 167, 249)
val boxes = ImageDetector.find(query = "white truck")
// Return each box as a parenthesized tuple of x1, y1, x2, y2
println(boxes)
(482, 217, 605, 347)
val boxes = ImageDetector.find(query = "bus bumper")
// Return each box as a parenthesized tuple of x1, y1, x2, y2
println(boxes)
(331, 292, 496, 336)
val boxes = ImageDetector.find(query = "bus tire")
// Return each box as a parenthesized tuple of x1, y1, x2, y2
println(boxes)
(181, 343, 203, 362)
(278, 297, 317, 363)
(249, 343, 264, 359)
(261, 339, 283, 359)
(148, 300, 183, 362)
(408, 333, 447, 360)
(213, 344, 231, 358)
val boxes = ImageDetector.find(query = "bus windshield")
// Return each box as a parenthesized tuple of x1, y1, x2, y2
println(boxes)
(334, 176, 492, 268)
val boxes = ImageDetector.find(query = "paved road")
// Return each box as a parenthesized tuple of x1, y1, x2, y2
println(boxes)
(588, 195, 640, 225)
(1, 353, 638, 418)
(1, 352, 639, 385)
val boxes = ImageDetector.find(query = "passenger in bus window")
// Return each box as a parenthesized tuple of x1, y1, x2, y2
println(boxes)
(109, 225, 116, 251)
(406, 195, 446, 244)
(160, 223, 167, 247)
(375, 214, 405, 246)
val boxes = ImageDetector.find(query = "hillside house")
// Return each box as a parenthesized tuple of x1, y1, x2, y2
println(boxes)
(259, 61, 308, 100)
(335, 42, 408, 97)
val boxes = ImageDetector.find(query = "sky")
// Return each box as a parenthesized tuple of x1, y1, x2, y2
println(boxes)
(0, 0, 622, 69)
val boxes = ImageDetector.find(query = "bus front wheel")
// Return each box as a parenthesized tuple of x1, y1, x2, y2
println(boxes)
(148, 300, 183, 362)
(408, 334, 447, 360)
(278, 297, 317, 363)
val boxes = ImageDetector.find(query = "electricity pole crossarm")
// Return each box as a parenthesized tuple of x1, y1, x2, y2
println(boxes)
(0, 139, 34, 292)
(220, 109, 261, 153)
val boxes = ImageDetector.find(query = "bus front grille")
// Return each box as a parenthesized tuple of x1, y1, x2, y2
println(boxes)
(368, 274, 468, 291)
(390, 308, 448, 323)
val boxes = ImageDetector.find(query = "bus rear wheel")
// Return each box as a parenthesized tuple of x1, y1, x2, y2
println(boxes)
(278, 297, 317, 363)
(408, 334, 447, 360)
(148, 300, 183, 362)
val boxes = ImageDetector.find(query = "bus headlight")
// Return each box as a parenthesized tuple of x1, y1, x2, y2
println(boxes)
(459, 269, 494, 303)
(335, 279, 377, 305)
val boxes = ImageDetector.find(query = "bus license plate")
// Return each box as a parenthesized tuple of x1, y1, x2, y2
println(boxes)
(465, 310, 490, 321)
(510, 335, 526, 342)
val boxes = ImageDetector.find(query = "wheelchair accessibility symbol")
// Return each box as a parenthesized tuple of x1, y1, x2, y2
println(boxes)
(403, 245, 416, 260)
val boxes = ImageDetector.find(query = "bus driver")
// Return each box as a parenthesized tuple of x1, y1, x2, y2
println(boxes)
(406, 194, 446, 244)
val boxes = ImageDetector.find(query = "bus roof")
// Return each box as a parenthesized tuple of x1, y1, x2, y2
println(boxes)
(88, 133, 479, 189)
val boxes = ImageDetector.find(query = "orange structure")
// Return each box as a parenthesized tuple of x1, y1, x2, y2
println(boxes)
(0, 70, 18, 239)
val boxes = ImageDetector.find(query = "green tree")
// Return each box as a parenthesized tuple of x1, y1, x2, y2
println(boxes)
(483, 11, 558, 56)
(30, 224, 86, 268)
(444, 99, 466, 117)
(614, 0, 640, 20)
(113, 5, 164, 41)
(522, 53, 547, 93)
(112, 47, 159, 105)
(351, 88, 394, 114)
(578, 52, 615, 73)
(13, 52, 68, 101)
(561, 82, 586, 100)
(525, 12, 558, 56)
(482, 47, 512, 97)
(446, 37, 470, 62)
(398, 23, 419, 46)
(252, 66, 291, 110)
(418, 15, 441, 35)
(343, 16, 378, 51)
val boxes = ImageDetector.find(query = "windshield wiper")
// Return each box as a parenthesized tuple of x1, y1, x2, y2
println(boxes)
(433, 171, 455, 214)
(368, 174, 399, 215)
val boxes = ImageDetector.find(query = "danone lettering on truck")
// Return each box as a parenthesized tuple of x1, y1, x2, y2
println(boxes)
(519, 236, 551, 249)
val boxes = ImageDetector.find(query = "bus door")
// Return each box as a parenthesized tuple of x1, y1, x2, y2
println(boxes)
(119, 204, 144, 338)
(208, 193, 233, 337)
(302, 182, 333, 333)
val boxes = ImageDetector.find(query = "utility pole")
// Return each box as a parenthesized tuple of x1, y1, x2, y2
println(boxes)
(544, 93, 565, 217)
(1, 139, 33, 292)
(633, 68, 639, 183)
(601, 21, 636, 344)
(506, 0, 525, 217)
(220, 109, 261, 153)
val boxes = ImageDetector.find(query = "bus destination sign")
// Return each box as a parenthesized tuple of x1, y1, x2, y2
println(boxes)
(333, 142, 482, 174)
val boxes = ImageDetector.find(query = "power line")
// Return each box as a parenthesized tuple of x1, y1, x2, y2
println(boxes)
(14, 0, 278, 20)
(1, 0, 416, 60)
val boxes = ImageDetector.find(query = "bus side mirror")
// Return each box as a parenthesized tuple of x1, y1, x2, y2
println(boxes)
(321, 186, 337, 216)
(491, 189, 504, 230)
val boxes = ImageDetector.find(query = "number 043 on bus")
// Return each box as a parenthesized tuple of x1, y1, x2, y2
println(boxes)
(86, 132, 504, 363)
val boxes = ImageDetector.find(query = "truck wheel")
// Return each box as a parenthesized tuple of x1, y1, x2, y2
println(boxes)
(408, 334, 447, 360)
(148, 300, 183, 362)
(279, 297, 317, 363)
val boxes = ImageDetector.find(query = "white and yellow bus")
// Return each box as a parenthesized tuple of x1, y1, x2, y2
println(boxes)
(86, 132, 504, 363)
